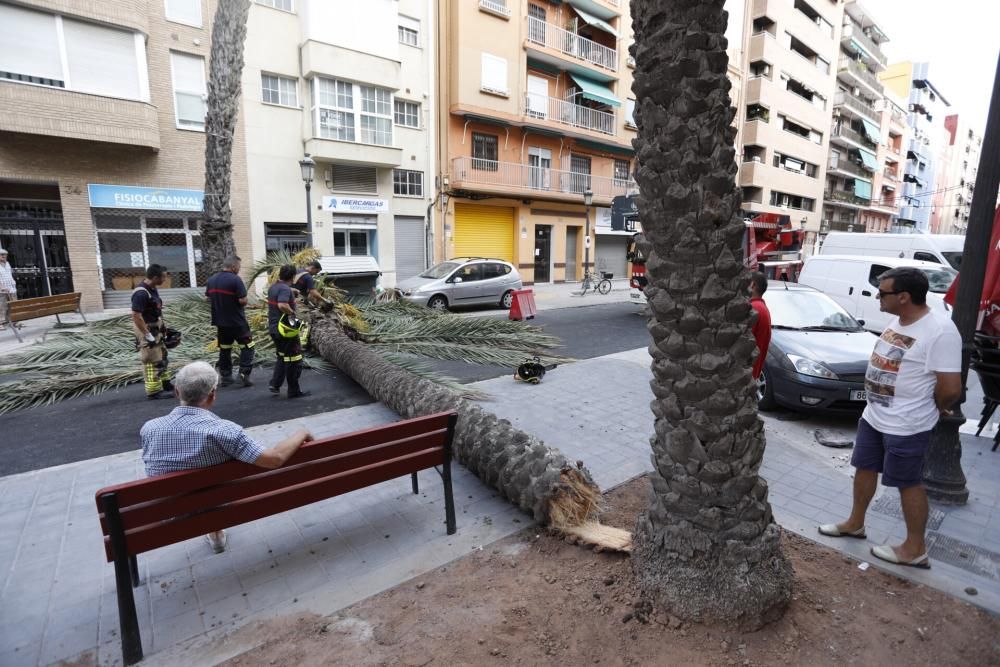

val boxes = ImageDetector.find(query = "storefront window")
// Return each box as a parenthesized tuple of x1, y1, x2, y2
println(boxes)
(94, 213, 203, 290)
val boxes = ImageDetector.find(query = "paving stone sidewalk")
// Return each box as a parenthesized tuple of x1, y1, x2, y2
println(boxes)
(2, 348, 999, 667)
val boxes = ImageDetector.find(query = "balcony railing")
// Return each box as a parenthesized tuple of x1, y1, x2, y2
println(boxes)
(841, 22, 887, 67)
(827, 189, 870, 206)
(834, 90, 879, 123)
(524, 92, 616, 135)
(452, 157, 635, 200)
(837, 58, 883, 93)
(479, 0, 511, 18)
(822, 219, 863, 233)
(526, 16, 618, 72)
(828, 158, 869, 179)
(831, 123, 876, 149)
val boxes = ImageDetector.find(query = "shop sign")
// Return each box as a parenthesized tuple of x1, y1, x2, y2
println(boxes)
(88, 184, 204, 211)
(322, 196, 388, 213)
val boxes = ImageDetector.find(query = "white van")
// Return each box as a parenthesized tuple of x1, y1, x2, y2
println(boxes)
(819, 232, 964, 270)
(798, 255, 956, 333)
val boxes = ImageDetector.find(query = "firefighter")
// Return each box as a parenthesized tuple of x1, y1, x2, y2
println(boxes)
(267, 264, 310, 399)
(206, 255, 255, 387)
(131, 264, 173, 399)
(292, 260, 328, 307)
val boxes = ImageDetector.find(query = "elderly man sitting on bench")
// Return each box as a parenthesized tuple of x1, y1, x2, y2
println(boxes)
(140, 361, 313, 553)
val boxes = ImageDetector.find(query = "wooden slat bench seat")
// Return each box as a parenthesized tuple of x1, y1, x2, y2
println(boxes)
(7, 292, 87, 341)
(95, 411, 458, 665)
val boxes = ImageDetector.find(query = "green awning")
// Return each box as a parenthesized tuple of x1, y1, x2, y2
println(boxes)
(527, 58, 562, 76)
(853, 178, 873, 200)
(568, 2, 618, 36)
(569, 73, 621, 107)
(850, 39, 873, 62)
(858, 148, 879, 171)
(576, 138, 635, 156)
(861, 118, 882, 143)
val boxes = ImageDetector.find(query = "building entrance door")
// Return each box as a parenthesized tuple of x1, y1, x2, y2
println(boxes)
(565, 227, 578, 281)
(534, 225, 551, 283)
(0, 199, 72, 298)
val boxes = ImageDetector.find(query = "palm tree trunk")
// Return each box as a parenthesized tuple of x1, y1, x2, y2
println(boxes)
(629, 0, 792, 629)
(309, 314, 601, 527)
(201, 0, 251, 274)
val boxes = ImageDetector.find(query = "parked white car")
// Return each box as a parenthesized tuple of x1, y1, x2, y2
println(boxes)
(396, 258, 522, 311)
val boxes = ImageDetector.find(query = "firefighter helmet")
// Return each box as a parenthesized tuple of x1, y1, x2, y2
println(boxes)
(163, 328, 183, 349)
(277, 314, 304, 338)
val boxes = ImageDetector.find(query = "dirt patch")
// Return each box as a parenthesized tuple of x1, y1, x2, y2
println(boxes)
(223, 476, 1000, 667)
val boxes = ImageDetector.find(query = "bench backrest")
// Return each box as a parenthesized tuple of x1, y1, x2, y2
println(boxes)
(95, 411, 457, 561)
(9, 292, 82, 322)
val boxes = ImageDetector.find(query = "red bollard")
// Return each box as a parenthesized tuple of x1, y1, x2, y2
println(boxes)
(509, 288, 537, 321)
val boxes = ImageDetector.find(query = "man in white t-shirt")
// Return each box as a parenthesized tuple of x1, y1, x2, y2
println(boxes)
(819, 267, 962, 569)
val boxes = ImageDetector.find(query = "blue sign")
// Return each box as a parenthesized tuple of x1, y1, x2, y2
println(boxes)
(88, 184, 204, 211)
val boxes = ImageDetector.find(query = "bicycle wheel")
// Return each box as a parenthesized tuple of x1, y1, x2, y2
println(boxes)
(598, 279, 612, 295)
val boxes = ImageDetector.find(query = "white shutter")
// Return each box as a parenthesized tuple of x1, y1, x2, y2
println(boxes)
(526, 75, 548, 116)
(170, 52, 207, 129)
(480, 53, 508, 94)
(330, 165, 378, 193)
(626, 98, 636, 125)
(165, 0, 202, 26)
(0, 5, 62, 83)
(63, 18, 141, 99)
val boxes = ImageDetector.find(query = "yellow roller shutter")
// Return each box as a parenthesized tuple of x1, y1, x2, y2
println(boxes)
(453, 204, 514, 263)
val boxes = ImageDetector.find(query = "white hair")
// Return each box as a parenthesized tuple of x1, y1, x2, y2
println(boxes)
(175, 361, 219, 405)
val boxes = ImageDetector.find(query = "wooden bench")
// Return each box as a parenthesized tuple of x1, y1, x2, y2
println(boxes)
(7, 291, 87, 341)
(95, 411, 458, 665)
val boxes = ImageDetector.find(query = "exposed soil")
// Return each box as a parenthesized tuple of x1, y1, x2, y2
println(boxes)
(223, 475, 1000, 667)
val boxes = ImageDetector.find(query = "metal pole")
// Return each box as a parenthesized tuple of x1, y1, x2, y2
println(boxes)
(304, 182, 313, 246)
(923, 52, 1000, 504)
(584, 206, 591, 280)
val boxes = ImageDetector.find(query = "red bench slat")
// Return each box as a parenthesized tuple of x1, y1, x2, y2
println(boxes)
(103, 447, 444, 559)
(100, 429, 448, 533)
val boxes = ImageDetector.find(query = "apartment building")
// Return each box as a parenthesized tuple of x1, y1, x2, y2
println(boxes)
(437, 0, 640, 285)
(0, 0, 252, 312)
(241, 0, 435, 290)
(821, 1, 901, 235)
(737, 0, 843, 249)
(931, 114, 981, 234)
(880, 61, 950, 233)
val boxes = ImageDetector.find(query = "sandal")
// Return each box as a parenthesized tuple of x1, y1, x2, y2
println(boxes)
(871, 545, 930, 569)
(818, 523, 867, 538)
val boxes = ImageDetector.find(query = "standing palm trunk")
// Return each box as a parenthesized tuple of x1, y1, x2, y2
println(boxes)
(201, 0, 252, 274)
(629, 0, 792, 628)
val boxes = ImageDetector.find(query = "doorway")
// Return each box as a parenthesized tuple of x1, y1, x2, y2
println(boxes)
(565, 227, 578, 281)
(0, 197, 73, 299)
(534, 225, 551, 283)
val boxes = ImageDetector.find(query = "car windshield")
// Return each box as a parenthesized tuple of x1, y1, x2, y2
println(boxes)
(764, 289, 863, 331)
(420, 262, 461, 279)
(940, 252, 962, 271)
(922, 266, 957, 293)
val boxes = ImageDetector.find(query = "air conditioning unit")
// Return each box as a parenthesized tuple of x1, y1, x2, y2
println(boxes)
(852, 87, 861, 96)
(752, 156, 762, 163)
(626, 56, 636, 68)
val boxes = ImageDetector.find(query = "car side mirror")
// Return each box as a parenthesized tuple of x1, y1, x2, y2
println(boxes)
(453, 276, 463, 283)
(857, 319, 866, 326)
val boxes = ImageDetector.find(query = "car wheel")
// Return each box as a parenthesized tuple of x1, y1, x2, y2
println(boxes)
(427, 294, 449, 311)
(500, 290, 514, 309)
(757, 366, 778, 411)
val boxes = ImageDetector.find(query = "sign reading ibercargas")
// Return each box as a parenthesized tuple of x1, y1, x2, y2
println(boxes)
(322, 196, 387, 213)
(88, 184, 204, 211)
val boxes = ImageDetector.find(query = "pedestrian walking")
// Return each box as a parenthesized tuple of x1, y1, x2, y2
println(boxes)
(131, 264, 173, 399)
(267, 264, 310, 398)
(819, 267, 962, 569)
(140, 361, 313, 552)
(0, 246, 17, 331)
(749, 271, 771, 380)
(206, 255, 255, 387)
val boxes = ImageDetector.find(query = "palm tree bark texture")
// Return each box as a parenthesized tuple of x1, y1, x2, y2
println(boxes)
(308, 313, 602, 530)
(201, 0, 252, 274)
(629, 0, 792, 628)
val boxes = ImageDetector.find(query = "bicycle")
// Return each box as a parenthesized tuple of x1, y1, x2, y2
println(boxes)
(580, 270, 613, 296)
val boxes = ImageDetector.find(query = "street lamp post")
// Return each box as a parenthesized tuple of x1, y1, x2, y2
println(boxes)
(299, 154, 316, 244)
(583, 188, 593, 280)
(923, 53, 1000, 504)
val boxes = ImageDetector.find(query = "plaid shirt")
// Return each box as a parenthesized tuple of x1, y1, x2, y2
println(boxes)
(0, 261, 15, 292)
(140, 406, 265, 477)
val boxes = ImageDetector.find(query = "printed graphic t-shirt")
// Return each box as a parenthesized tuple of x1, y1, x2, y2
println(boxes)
(863, 309, 961, 436)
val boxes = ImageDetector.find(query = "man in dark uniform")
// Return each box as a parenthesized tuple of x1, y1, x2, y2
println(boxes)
(268, 264, 310, 398)
(206, 255, 255, 387)
(292, 260, 327, 307)
(131, 264, 173, 399)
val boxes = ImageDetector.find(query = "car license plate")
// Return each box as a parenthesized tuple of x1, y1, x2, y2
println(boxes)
(850, 390, 867, 401)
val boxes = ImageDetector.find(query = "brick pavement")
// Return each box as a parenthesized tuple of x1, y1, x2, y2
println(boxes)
(2, 347, 999, 666)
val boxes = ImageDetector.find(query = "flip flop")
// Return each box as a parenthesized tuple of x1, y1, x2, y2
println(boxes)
(818, 523, 867, 538)
(870, 545, 930, 569)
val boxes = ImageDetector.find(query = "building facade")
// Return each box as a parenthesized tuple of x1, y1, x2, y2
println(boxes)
(737, 0, 843, 250)
(241, 0, 435, 291)
(437, 0, 639, 285)
(0, 0, 252, 312)
(931, 114, 981, 234)
(880, 60, 950, 233)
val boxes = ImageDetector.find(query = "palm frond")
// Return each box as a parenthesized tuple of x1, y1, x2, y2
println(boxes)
(375, 351, 489, 400)
(0, 371, 142, 414)
(369, 341, 565, 368)
(363, 315, 564, 349)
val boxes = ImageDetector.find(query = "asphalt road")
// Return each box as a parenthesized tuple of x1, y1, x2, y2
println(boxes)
(0, 302, 650, 476)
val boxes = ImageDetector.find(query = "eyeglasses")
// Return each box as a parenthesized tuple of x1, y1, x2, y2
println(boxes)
(877, 289, 904, 299)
